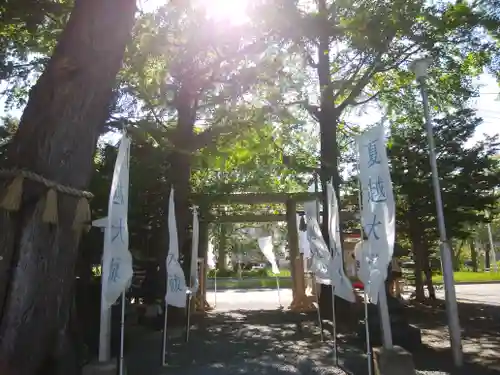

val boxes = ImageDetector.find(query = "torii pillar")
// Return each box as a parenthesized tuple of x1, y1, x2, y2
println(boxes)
(286, 199, 315, 312)
(194, 210, 213, 314)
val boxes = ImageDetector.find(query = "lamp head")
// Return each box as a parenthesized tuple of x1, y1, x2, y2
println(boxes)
(409, 57, 432, 79)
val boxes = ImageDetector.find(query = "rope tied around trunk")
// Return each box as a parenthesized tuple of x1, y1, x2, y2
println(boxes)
(0, 169, 94, 232)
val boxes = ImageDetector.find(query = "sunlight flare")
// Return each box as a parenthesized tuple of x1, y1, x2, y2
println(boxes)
(197, 0, 250, 25)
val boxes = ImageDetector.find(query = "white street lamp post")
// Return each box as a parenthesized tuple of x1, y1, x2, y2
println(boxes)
(410, 57, 463, 367)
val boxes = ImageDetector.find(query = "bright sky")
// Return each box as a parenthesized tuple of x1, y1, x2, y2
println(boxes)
(344, 73, 500, 144)
(140, 0, 250, 24)
(1, 0, 498, 147)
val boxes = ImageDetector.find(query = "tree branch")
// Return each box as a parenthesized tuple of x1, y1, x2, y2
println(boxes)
(351, 90, 383, 106)
(284, 100, 320, 122)
(336, 54, 383, 113)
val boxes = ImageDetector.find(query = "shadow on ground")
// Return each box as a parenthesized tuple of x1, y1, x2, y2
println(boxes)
(126, 309, 352, 375)
(403, 300, 500, 374)
(125, 302, 500, 375)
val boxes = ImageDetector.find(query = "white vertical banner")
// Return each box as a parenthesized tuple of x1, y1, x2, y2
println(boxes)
(304, 201, 334, 285)
(189, 206, 200, 293)
(102, 135, 134, 307)
(356, 124, 395, 303)
(258, 236, 280, 274)
(327, 181, 356, 303)
(165, 188, 187, 308)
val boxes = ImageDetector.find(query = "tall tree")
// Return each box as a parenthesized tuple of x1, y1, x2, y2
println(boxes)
(252, 0, 500, 310)
(116, 3, 287, 275)
(389, 110, 500, 300)
(0, 0, 137, 373)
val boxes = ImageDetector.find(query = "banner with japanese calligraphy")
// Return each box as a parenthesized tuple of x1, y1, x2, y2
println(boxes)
(102, 135, 134, 308)
(189, 207, 200, 294)
(258, 236, 280, 275)
(327, 181, 356, 303)
(165, 188, 187, 308)
(304, 200, 334, 285)
(356, 124, 395, 304)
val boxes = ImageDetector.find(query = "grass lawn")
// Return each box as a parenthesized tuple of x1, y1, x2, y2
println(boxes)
(208, 277, 293, 290)
(266, 269, 291, 277)
(208, 270, 500, 290)
(432, 271, 500, 284)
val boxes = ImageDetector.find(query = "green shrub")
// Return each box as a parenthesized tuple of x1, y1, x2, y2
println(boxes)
(207, 268, 270, 278)
(241, 269, 268, 277)
(207, 269, 235, 277)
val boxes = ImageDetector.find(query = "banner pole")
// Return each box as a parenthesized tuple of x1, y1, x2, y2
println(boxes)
(118, 292, 126, 375)
(161, 302, 168, 367)
(363, 287, 373, 375)
(185, 292, 192, 343)
(357, 158, 373, 375)
(313, 275, 324, 342)
(214, 270, 217, 307)
(98, 269, 111, 362)
(331, 284, 338, 365)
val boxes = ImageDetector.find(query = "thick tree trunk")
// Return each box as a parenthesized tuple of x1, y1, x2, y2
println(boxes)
(408, 213, 425, 301)
(169, 149, 191, 267)
(452, 240, 464, 271)
(411, 239, 425, 301)
(163, 94, 197, 327)
(469, 239, 478, 272)
(316, 0, 347, 318)
(170, 95, 196, 277)
(0, 1, 136, 374)
(422, 243, 436, 300)
(485, 244, 491, 270)
(316, 0, 338, 241)
(217, 224, 227, 271)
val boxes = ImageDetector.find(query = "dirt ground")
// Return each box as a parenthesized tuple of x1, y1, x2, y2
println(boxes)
(123, 297, 500, 375)
(126, 310, 349, 375)
(404, 300, 500, 374)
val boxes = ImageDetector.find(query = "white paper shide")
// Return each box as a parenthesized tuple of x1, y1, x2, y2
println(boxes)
(356, 124, 395, 303)
(165, 188, 187, 308)
(102, 135, 134, 308)
(327, 181, 356, 303)
(258, 236, 280, 275)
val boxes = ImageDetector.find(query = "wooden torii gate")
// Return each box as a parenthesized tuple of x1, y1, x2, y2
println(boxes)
(189, 192, 357, 314)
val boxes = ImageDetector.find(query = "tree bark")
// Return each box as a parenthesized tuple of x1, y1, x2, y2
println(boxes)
(469, 239, 478, 272)
(217, 224, 227, 271)
(485, 243, 491, 271)
(0, 0, 136, 373)
(422, 243, 436, 300)
(411, 240, 425, 301)
(408, 217, 425, 301)
(169, 85, 197, 278)
(315, 0, 348, 318)
(316, 0, 338, 241)
(452, 240, 464, 271)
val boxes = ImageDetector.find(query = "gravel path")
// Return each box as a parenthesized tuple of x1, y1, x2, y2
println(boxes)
(406, 301, 500, 375)
(125, 299, 500, 375)
(126, 310, 351, 375)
